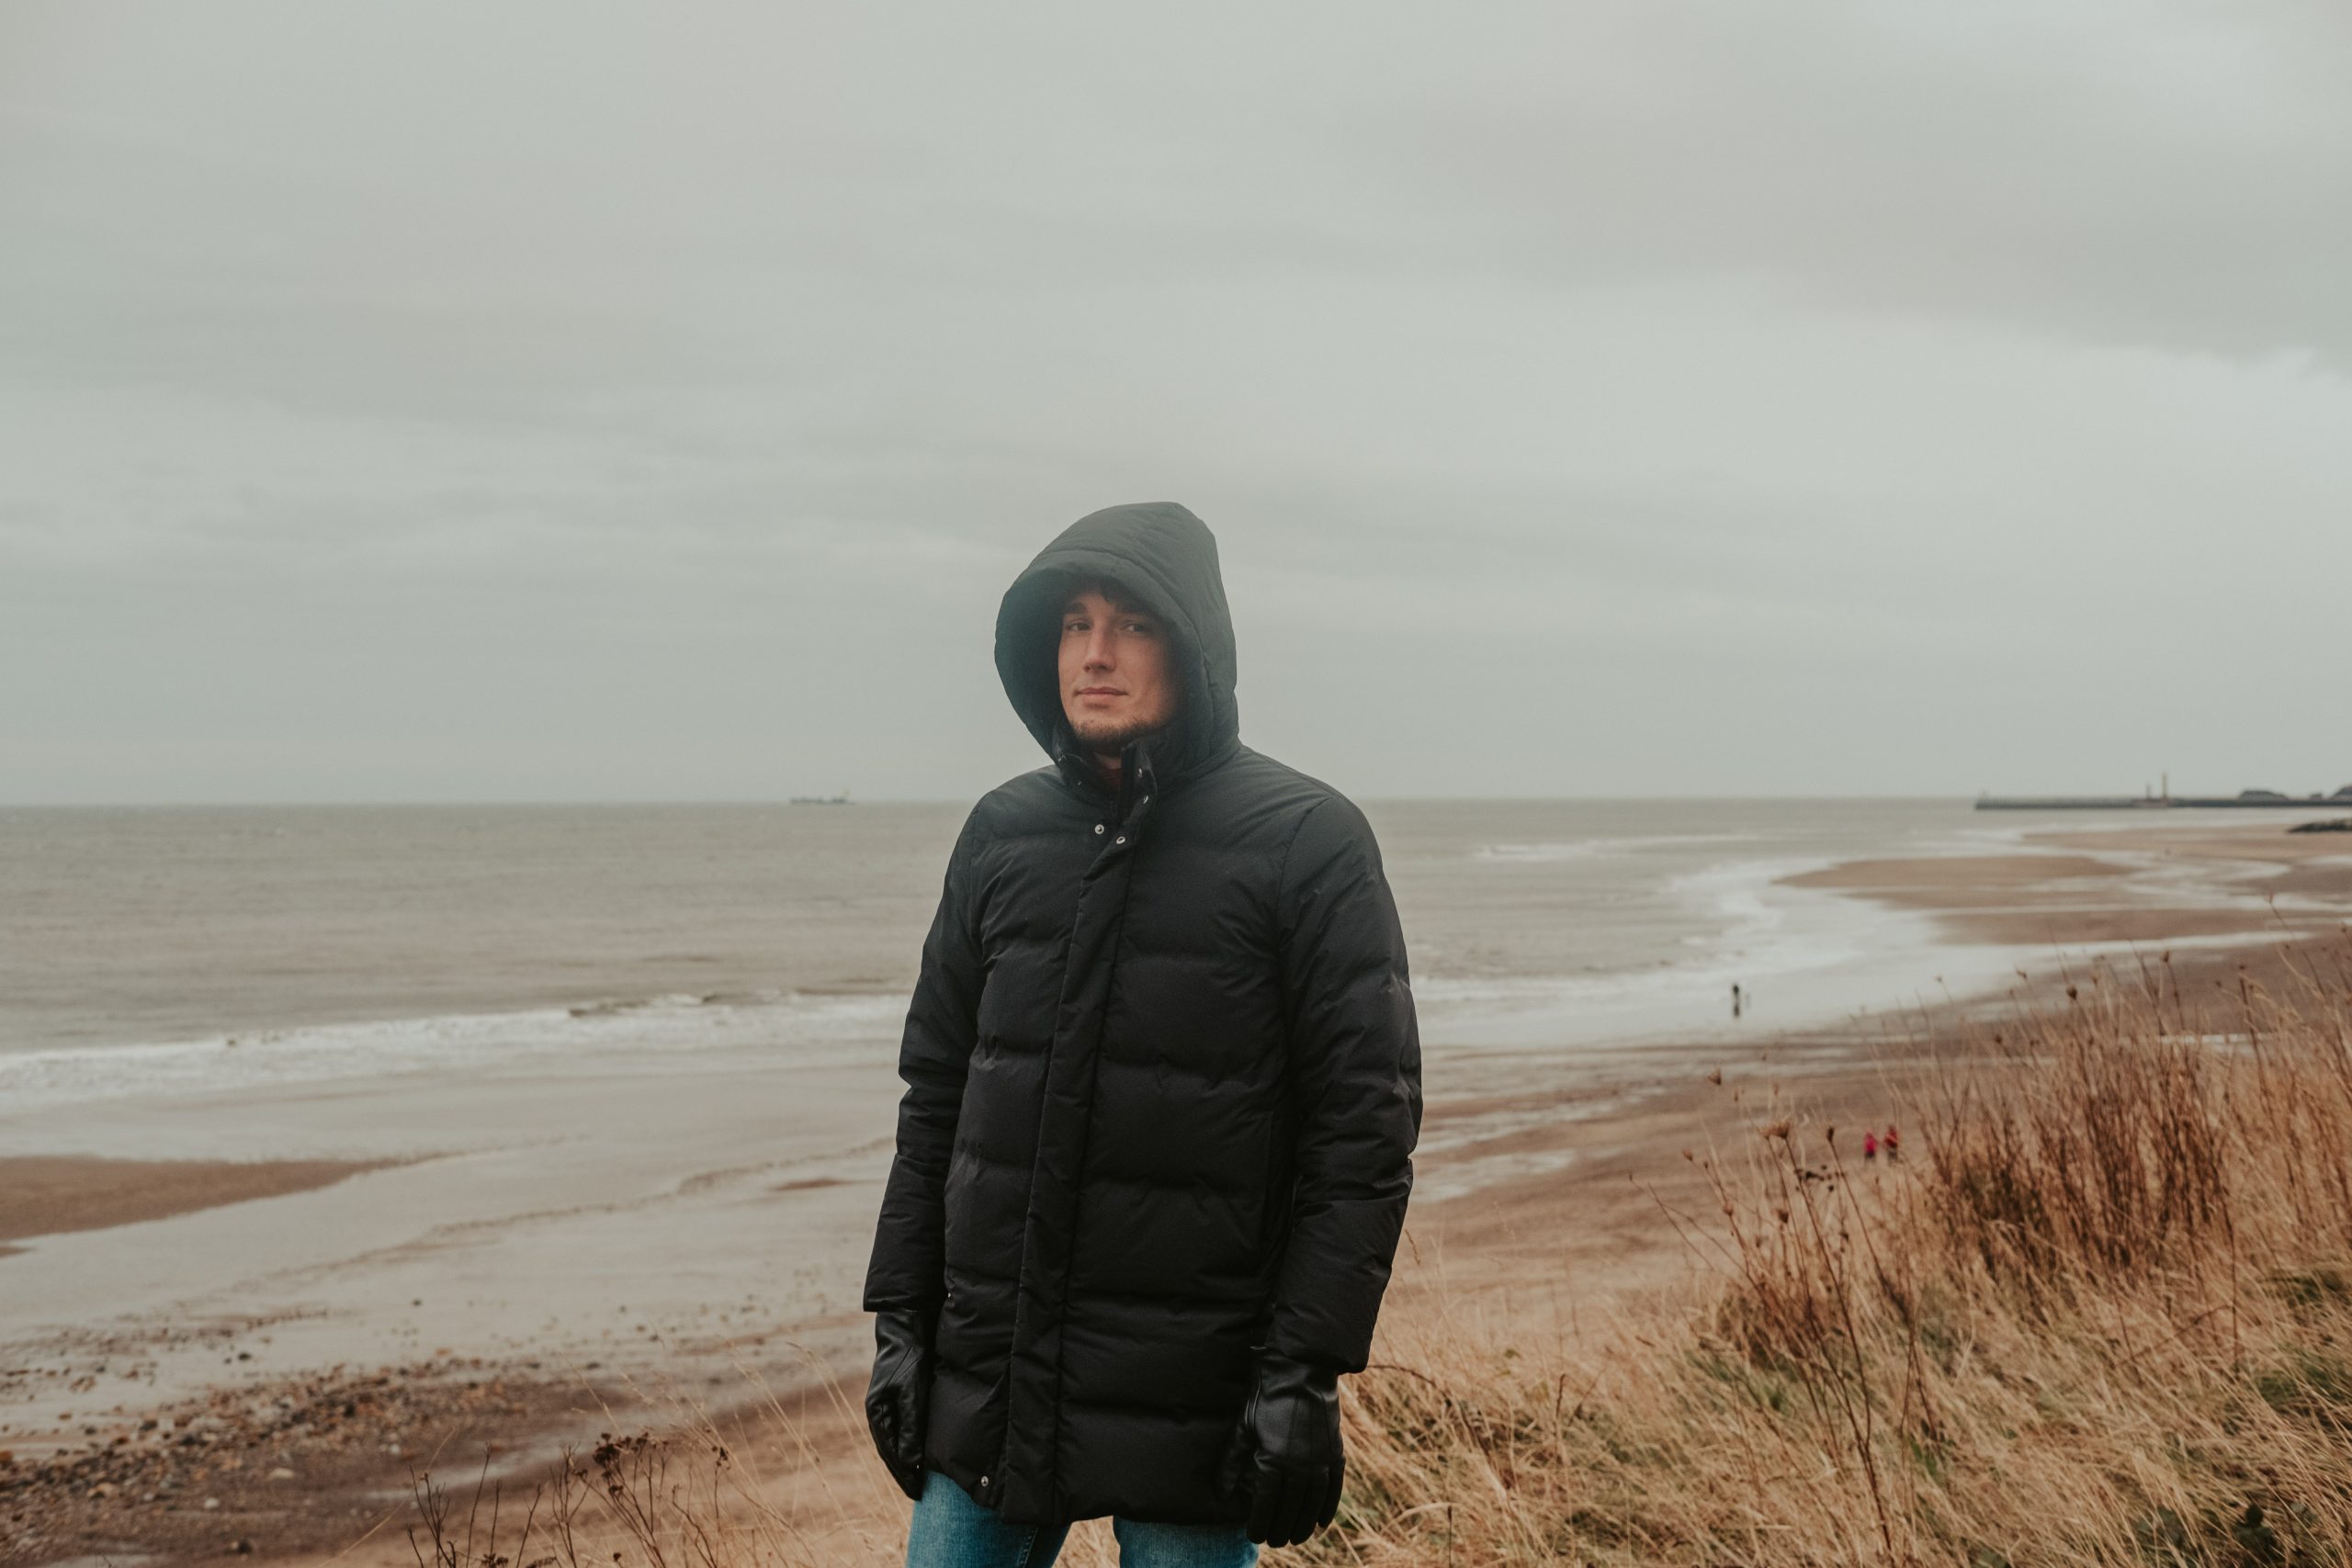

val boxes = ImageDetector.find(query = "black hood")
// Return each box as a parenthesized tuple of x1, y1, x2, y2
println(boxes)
(994, 501, 1241, 795)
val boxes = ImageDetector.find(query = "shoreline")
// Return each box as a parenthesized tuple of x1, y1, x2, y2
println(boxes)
(5, 818, 2347, 1564)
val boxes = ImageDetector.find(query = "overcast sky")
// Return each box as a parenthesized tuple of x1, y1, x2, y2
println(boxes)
(5, 1, 2348, 803)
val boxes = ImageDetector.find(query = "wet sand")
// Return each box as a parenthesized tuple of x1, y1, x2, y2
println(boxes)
(1781, 819, 2352, 946)
(2038, 821, 2352, 902)
(0, 1156, 393, 1252)
(7, 819, 2350, 1566)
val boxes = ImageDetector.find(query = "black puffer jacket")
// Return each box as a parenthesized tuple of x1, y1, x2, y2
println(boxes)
(862, 502, 1422, 1527)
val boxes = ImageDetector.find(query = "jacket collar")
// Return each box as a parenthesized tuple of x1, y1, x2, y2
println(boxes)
(1049, 722, 1238, 817)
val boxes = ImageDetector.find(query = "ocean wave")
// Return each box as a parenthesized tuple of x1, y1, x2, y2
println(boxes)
(1471, 831, 1767, 863)
(0, 990, 906, 1113)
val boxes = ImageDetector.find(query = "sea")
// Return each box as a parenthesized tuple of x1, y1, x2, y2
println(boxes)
(0, 798, 2053, 1115)
(0, 795, 2239, 1410)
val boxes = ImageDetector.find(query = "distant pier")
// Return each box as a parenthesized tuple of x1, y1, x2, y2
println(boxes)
(1976, 788, 2352, 812)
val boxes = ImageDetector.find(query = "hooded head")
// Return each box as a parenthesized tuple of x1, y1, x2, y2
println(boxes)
(994, 502, 1241, 794)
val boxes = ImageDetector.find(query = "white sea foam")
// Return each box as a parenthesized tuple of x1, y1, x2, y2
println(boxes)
(1414, 847, 2012, 1051)
(1471, 831, 1768, 862)
(0, 990, 905, 1113)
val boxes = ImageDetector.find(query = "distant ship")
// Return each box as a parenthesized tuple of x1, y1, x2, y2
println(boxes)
(788, 791, 854, 806)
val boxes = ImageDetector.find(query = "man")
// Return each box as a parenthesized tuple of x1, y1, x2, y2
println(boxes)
(863, 502, 1422, 1567)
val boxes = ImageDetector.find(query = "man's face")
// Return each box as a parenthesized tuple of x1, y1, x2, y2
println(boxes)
(1058, 582, 1180, 754)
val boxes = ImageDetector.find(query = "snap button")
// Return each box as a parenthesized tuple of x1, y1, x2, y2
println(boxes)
(1093, 824, 1105, 835)
(1114, 835, 1125, 845)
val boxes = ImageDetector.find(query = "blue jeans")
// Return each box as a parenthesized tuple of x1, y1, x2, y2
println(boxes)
(905, 1469, 1258, 1568)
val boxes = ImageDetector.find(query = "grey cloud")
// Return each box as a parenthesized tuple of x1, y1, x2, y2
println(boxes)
(3, 0, 2348, 803)
(1368, 3, 2352, 361)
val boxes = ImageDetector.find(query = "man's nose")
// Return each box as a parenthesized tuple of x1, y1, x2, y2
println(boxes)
(1082, 627, 1115, 668)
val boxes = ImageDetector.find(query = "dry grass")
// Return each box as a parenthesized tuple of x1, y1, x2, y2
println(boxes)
(406, 933, 2352, 1567)
(395, 1348, 910, 1568)
(1322, 934, 2352, 1566)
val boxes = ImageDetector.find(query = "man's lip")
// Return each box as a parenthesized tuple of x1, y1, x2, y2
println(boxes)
(1075, 687, 1125, 696)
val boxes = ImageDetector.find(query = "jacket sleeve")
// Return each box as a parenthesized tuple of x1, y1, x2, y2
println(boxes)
(862, 806, 988, 1315)
(1265, 795, 1423, 1372)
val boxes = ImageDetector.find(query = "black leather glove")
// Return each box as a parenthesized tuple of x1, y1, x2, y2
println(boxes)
(1220, 1353, 1344, 1547)
(865, 1305, 933, 1501)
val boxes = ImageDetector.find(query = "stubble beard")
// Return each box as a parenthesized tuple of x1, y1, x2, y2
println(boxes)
(1068, 711, 1172, 757)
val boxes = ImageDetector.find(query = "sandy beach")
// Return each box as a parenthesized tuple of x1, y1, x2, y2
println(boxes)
(1784, 818, 2352, 946)
(6, 815, 2349, 1566)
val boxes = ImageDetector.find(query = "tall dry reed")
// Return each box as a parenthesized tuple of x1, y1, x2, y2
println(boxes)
(1325, 935, 2352, 1566)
